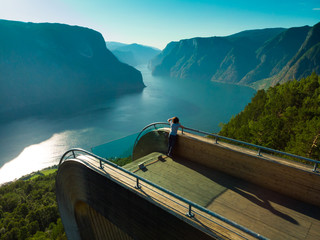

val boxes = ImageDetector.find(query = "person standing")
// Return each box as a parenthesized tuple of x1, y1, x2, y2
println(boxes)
(167, 117, 184, 157)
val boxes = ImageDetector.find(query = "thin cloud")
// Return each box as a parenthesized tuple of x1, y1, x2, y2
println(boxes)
(312, 8, 320, 10)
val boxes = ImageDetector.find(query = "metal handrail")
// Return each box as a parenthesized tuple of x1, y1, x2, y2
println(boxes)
(59, 148, 268, 240)
(132, 121, 166, 155)
(132, 122, 320, 172)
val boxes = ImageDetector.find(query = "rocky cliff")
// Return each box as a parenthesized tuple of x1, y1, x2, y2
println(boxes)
(151, 22, 320, 89)
(0, 20, 145, 120)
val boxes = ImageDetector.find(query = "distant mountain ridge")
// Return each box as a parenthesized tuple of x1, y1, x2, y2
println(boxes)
(241, 26, 311, 86)
(151, 23, 320, 89)
(0, 20, 145, 121)
(106, 42, 161, 66)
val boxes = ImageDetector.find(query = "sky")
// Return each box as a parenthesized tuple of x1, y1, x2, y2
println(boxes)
(1, 0, 319, 49)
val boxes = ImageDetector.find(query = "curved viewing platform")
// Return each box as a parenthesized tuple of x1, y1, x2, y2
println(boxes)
(56, 123, 320, 240)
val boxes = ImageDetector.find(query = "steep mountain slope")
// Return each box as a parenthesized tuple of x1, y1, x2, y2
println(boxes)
(149, 41, 178, 70)
(151, 28, 285, 82)
(212, 28, 288, 84)
(241, 26, 311, 85)
(0, 20, 144, 120)
(105, 42, 128, 51)
(153, 37, 234, 80)
(106, 42, 161, 66)
(276, 22, 320, 84)
(151, 23, 320, 89)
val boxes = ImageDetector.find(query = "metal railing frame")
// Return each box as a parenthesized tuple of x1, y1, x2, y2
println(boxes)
(132, 122, 320, 172)
(59, 148, 268, 240)
(59, 122, 320, 240)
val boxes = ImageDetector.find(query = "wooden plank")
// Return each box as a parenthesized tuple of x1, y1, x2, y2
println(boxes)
(75, 151, 320, 240)
(77, 155, 255, 240)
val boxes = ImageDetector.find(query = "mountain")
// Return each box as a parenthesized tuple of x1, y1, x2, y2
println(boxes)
(247, 24, 320, 89)
(106, 42, 161, 66)
(241, 26, 310, 86)
(0, 20, 145, 120)
(105, 42, 128, 51)
(149, 41, 178, 70)
(151, 22, 320, 89)
(151, 28, 285, 83)
(275, 22, 320, 85)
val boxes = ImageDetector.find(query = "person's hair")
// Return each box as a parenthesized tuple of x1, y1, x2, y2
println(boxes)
(173, 117, 179, 123)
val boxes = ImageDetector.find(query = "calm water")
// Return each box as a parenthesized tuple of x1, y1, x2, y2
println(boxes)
(0, 65, 255, 184)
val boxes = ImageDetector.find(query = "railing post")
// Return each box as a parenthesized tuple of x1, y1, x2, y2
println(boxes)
(72, 150, 75, 158)
(135, 178, 141, 189)
(313, 163, 318, 172)
(215, 137, 219, 144)
(186, 204, 194, 218)
(100, 160, 103, 169)
(257, 148, 261, 156)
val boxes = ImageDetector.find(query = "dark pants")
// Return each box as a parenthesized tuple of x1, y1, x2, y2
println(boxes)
(168, 134, 177, 156)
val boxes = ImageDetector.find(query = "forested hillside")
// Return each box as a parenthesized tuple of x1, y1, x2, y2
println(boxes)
(219, 73, 320, 161)
(0, 171, 66, 240)
(0, 157, 132, 240)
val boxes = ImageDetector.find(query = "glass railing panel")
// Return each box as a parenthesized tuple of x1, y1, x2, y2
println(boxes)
(91, 133, 139, 160)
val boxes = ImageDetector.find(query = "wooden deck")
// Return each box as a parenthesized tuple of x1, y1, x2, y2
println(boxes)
(77, 151, 320, 240)
(76, 154, 255, 239)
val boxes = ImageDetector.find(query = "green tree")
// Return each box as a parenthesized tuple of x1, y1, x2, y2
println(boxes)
(1, 192, 22, 212)
(0, 170, 65, 240)
(219, 73, 320, 162)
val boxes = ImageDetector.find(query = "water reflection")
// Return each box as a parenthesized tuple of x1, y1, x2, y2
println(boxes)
(0, 131, 68, 183)
(0, 65, 256, 184)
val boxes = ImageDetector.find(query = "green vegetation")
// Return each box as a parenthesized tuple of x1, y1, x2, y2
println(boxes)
(0, 169, 66, 240)
(0, 156, 132, 240)
(2, 72, 319, 240)
(21, 168, 58, 181)
(219, 73, 320, 161)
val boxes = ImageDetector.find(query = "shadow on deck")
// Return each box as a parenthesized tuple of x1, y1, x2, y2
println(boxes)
(56, 125, 320, 240)
(127, 152, 320, 239)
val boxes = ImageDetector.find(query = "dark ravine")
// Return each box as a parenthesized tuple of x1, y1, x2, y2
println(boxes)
(0, 20, 145, 121)
(151, 22, 320, 89)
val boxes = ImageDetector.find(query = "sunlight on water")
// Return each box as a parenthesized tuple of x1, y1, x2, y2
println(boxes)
(0, 130, 75, 184)
(0, 65, 256, 184)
